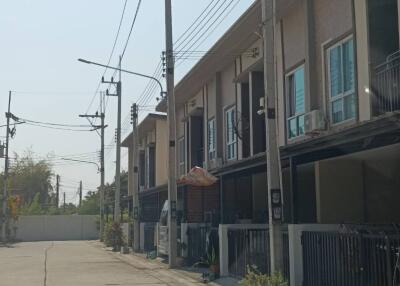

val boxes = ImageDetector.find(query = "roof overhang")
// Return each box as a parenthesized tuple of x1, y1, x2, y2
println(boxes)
(156, 0, 262, 112)
(121, 113, 167, 147)
(280, 113, 400, 165)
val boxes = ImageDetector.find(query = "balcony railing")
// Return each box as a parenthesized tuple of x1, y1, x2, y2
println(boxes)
(373, 50, 400, 115)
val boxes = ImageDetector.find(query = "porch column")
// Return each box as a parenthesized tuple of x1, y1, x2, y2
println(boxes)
(354, 0, 371, 121)
(289, 157, 298, 223)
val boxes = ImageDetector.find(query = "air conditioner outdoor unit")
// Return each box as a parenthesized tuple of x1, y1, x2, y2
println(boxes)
(208, 157, 222, 170)
(304, 110, 326, 134)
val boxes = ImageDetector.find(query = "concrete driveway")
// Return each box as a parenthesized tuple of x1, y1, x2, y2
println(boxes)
(0, 241, 211, 286)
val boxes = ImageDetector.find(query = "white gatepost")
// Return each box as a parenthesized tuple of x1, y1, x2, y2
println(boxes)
(218, 224, 229, 277)
(288, 224, 339, 286)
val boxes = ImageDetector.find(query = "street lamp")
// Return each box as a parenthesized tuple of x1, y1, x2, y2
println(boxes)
(60, 158, 100, 172)
(77, 58, 165, 96)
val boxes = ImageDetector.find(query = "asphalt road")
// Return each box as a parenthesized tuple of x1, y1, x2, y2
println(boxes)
(0, 241, 209, 286)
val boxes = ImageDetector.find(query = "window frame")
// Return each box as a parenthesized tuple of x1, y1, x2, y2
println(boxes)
(225, 106, 237, 161)
(207, 118, 216, 161)
(286, 65, 306, 139)
(327, 35, 356, 125)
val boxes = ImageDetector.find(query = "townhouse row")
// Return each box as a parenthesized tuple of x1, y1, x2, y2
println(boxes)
(122, 0, 400, 284)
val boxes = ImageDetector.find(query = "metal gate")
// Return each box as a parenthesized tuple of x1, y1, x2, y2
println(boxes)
(302, 231, 400, 286)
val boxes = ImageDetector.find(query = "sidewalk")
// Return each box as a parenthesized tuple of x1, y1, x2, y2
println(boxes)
(94, 242, 240, 286)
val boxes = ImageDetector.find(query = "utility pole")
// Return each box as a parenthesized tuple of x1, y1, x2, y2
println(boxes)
(164, 0, 177, 268)
(130, 103, 140, 252)
(2, 91, 12, 242)
(79, 93, 106, 238)
(79, 180, 82, 207)
(56, 175, 60, 207)
(262, 0, 284, 273)
(63, 192, 66, 213)
(103, 56, 122, 223)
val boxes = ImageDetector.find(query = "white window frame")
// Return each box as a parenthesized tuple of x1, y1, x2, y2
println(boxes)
(286, 65, 305, 139)
(177, 137, 185, 176)
(327, 35, 356, 125)
(208, 118, 216, 161)
(225, 107, 237, 161)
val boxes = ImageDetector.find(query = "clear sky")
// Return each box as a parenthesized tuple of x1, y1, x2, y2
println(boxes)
(0, 0, 254, 204)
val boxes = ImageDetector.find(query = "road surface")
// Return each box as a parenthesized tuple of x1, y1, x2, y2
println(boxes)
(0, 241, 210, 286)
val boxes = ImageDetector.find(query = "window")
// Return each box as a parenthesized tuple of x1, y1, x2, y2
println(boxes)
(328, 37, 355, 124)
(225, 107, 237, 160)
(178, 137, 185, 176)
(208, 118, 216, 161)
(287, 66, 305, 138)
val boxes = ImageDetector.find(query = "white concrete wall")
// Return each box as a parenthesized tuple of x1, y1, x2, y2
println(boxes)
(15, 215, 98, 241)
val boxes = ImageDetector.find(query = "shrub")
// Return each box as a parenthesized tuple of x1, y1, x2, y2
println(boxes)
(240, 266, 287, 286)
(102, 221, 125, 251)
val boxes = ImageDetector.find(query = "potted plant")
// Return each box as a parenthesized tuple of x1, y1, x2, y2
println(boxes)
(206, 247, 219, 274)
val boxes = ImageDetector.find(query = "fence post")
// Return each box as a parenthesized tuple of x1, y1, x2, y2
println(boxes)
(219, 224, 229, 277)
(385, 236, 393, 286)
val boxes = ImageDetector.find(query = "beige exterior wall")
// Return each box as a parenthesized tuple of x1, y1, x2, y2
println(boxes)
(313, 0, 353, 113)
(155, 119, 168, 186)
(282, 0, 305, 71)
(176, 104, 186, 139)
(221, 62, 237, 109)
(207, 78, 217, 119)
(187, 89, 204, 115)
(240, 39, 263, 72)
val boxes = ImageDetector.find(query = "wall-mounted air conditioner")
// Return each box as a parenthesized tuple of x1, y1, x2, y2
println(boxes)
(208, 157, 222, 170)
(304, 110, 326, 134)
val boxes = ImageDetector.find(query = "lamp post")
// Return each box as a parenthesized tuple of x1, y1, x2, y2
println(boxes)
(78, 58, 166, 252)
(78, 59, 165, 96)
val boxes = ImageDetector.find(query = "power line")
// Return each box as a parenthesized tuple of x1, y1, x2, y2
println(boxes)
(18, 117, 93, 128)
(23, 122, 97, 132)
(121, 0, 142, 58)
(84, 0, 129, 116)
(175, 0, 238, 66)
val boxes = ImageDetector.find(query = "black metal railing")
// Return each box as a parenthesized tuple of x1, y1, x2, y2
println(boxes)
(302, 231, 400, 286)
(143, 223, 156, 252)
(186, 226, 218, 265)
(373, 50, 400, 115)
(228, 228, 271, 278)
(282, 230, 291, 282)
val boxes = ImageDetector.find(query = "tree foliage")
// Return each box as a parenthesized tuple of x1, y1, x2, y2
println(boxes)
(3, 150, 54, 207)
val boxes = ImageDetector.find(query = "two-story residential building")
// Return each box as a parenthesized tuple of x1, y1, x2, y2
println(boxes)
(274, 0, 400, 285)
(157, 0, 268, 227)
(122, 112, 168, 251)
(153, 0, 400, 283)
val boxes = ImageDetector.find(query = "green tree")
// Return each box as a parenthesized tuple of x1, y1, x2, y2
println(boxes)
(78, 191, 99, 215)
(4, 150, 54, 207)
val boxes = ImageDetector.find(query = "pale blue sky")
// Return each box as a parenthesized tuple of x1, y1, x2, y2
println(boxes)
(0, 0, 254, 203)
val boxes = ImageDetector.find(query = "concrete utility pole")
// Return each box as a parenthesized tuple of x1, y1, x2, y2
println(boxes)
(56, 174, 60, 207)
(262, 0, 284, 273)
(79, 180, 83, 207)
(79, 94, 106, 238)
(130, 103, 140, 252)
(164, 0, 178, 268)
(103, 57, 122, 223)
(2, 91, 12, 242)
